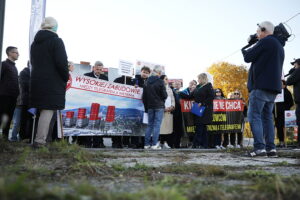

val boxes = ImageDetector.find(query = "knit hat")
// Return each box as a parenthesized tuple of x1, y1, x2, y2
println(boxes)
(41, 17, 58, 32)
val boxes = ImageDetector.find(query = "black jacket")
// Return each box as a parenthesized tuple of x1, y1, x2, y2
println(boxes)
(242, 35, 285, 94)
(30, 30, 68, 110)
(191, 83, 214, 125)
(19, 67, 30, 106)
(142, 75, 167, 111)
(0, 59, 19, 97)
(84, 72, 108, 81)
(114, 76, 133, 85)
(132, 75, 147, 88)
(274, 87, 294, 127)
(286, 67, 300, 104)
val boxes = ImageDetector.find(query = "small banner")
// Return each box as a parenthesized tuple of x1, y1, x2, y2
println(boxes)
(285, 110, 297, 127)
(119, 60, 134, 77)
(181, 99, 245, 134)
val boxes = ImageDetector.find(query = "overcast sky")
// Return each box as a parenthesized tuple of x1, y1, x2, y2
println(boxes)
(2, 0, 300, 87)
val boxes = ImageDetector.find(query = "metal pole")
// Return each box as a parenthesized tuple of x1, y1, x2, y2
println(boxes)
(0, 0, 6, 81)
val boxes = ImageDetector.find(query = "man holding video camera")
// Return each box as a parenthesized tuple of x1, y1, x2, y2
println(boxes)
(242, 21, 285, 157)
(286, 58, 300, 147)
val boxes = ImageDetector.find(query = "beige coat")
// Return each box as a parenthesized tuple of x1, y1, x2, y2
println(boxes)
(160, 85, 175, 135)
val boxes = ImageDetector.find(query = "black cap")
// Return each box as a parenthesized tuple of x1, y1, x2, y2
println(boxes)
(291, 58, 300, 65)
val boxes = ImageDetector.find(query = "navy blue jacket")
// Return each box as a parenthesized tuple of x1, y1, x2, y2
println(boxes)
(142, 75, 167, 112)
(242, 35, 284, 94)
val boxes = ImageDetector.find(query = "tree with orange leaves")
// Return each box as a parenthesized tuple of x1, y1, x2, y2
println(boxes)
(207, 62, 249, 102)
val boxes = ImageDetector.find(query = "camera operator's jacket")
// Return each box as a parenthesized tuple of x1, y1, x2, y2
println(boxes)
(287, 68, 300, 104)
(242, 35, 284, 94)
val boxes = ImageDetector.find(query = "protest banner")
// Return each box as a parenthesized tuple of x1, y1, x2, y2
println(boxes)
(62, 73, 146, 137)
(180, 99, 245, 134)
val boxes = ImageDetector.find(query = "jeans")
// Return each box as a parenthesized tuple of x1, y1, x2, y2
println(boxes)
(11, 107, 22, 141)
(145, 108, 164, 146)
(248, 89, 277, 151)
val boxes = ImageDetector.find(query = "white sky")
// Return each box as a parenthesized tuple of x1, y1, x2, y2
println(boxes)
(2, 0, 300, 87)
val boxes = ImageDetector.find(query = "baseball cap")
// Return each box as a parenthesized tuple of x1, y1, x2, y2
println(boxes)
(291, 58, 300, 65)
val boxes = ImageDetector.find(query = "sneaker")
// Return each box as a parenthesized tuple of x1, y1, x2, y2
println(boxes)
(215, 145, 221, 150)
(163, 142, 171, 149)
(151, 143, 162, 150)
(247, 149, 267, 157)
(227, 144, 234, 149)
(220, 145, 226, 150)
(144, 145, 151, 149)
(235, 144, 241, 149)
(267, 149, 278, 158)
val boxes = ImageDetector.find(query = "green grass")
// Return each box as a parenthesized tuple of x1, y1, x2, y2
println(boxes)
(1, 139, 300, 200)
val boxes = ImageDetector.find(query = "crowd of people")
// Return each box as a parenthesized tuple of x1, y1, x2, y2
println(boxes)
(1, 18, 300, 157)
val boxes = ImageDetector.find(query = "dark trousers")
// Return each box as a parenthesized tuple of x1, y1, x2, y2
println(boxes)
(19, 106, 34, 140)
(223, 133, 235, 146)
(160, 134, 171, 144)
(193, 123, 208, 148)
(171, 110, 184, 148)
(213, 134, 222, 146)
(0, 96, 17, 139)
(276, 127, 285, 142)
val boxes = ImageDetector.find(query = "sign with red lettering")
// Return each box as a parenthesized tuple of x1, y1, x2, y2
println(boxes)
(180, 99, 245, 134)
(62, 73, 145, 136)
(180, 99, 244, 112)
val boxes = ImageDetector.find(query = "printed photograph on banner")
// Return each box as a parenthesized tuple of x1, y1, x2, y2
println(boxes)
(62, 74, 146, 136)
(135, 60, 165, 75)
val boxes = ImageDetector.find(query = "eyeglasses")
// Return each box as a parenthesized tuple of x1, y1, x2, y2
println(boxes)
(11, 52, 19, 54)
(215, 91, 221, 93)
(234, 93, 240, 95)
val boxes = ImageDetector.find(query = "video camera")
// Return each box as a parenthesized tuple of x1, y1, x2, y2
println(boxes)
(242, 23, 291, 49)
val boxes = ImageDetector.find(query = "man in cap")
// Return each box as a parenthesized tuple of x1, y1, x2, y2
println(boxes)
(242, 21, 285, 157)
(286, 58, 300, 147)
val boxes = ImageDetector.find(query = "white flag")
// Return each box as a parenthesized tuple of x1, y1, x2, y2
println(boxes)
(29, 0, 46, 48)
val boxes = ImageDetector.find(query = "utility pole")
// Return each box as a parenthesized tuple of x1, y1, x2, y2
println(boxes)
(0, 0, 6, 81)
